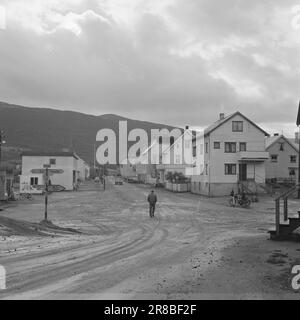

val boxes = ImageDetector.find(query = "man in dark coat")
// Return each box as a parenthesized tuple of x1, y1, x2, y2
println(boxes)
(147, 190, 157, 218)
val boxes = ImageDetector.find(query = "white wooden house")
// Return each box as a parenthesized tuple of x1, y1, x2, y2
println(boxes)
(20, 151, 89, 193)
(191, 112, 269, 196)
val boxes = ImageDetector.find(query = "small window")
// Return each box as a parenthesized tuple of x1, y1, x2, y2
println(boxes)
(205, 164, 208, 175)
(193, 146, 196, 157)
(289, 169, 295, 176)
(271, 155, 278, 162)
(225, 142, 236, 153)
(205, 142, 208, 153)
(50, 158, 56, 165)
(279, 143, 284, 151)
(30, 177, 38, 185)
(175, 155, 181, 164)
(239, 142, 246, 152)
(214, 142, 220, 149)
(290, 155, 297, 163)
(225, 164, 236, 175)
(232, 121, 243, 132)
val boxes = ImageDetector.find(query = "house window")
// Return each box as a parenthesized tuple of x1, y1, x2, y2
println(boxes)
(239, 142, 247, 152)
(279, 143, 284, 151)
(175, 155, 181, 164)
(225, 164, 237, 175)
(214, 142, 220, 149)
(225, 142, 236, 153)
(289, 168, 296, 176)
(205, 142, 208, 153)
(193, 146, 196, 157)
(290, 155, 297, 163)
(30, 177, 38, 185)
(271, 154, 278, 162)
(232, 121, 243, 132)
(49, 158, 56, 165)
(185, 140, 190, 148)
(205, 164, 208, 175)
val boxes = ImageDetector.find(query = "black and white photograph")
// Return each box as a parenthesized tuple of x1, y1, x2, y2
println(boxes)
(0, 0, 300, 306)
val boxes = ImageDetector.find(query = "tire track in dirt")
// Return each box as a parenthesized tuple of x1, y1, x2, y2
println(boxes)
(1, 218, 169, 297)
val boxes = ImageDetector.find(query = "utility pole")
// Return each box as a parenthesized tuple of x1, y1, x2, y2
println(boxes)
(93, 143, 96, 178)
(0, 130, 5, 168)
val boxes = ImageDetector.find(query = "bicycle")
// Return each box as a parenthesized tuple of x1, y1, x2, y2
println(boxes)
(229, 194, 251, 208)
(19, 193, 33, 200)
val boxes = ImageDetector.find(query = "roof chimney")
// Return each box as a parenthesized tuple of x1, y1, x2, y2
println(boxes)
(219, 113, 225, 120)
(295, 132, 299, 143)
(274, 133, 279, 136)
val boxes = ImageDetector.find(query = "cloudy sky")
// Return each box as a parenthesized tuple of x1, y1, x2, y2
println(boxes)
(0, 0, 299, 135)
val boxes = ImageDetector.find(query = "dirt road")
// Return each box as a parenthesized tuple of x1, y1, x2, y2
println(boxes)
(0, 178, 300, 299)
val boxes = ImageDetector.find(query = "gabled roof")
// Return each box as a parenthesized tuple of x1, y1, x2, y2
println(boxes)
(288, 138, 299, 151)
(22, 151, 79, 159)
(265, 135, 299, 152)
(204, 111, 269, 137)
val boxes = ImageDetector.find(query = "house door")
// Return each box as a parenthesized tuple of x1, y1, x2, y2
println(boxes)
(239, 164, 247, 181)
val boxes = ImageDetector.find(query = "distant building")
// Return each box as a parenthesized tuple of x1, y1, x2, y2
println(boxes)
(156, 127, 195, 183)
(119, 163, 138, 181)
(20, 152, 90, 193)
(265, 134, 298, 183)
(191, 112, 269, 197)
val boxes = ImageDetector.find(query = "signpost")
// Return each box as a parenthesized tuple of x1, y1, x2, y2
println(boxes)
(30, 165, 64, 221)
(43, 164, 51, 221)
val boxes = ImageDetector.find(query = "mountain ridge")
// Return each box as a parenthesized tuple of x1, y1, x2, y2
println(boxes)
(0, 101, 181, 164)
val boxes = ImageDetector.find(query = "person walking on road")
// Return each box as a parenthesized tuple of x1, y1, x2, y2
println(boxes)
(147, 190, 157, 218)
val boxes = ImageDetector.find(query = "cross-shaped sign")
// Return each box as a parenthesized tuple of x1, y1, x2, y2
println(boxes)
(31, 169, 64, 174)
(35, 164, 64, 221)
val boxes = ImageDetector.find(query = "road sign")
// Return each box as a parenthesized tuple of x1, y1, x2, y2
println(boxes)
(48, 169, 64, 174)
(31, 169, 64, 174)
(47, 185, 65, 192)
(31, 169, 45, 174)
(30, 165, 65, 221)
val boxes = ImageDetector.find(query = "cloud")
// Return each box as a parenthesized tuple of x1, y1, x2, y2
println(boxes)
(0, 0, 299, 134)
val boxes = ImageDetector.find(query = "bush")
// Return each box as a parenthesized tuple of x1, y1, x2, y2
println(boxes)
(165, 171, 189, 184)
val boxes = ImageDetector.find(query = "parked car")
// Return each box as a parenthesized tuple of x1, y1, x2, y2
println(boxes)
(115, 176, 123, 185)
